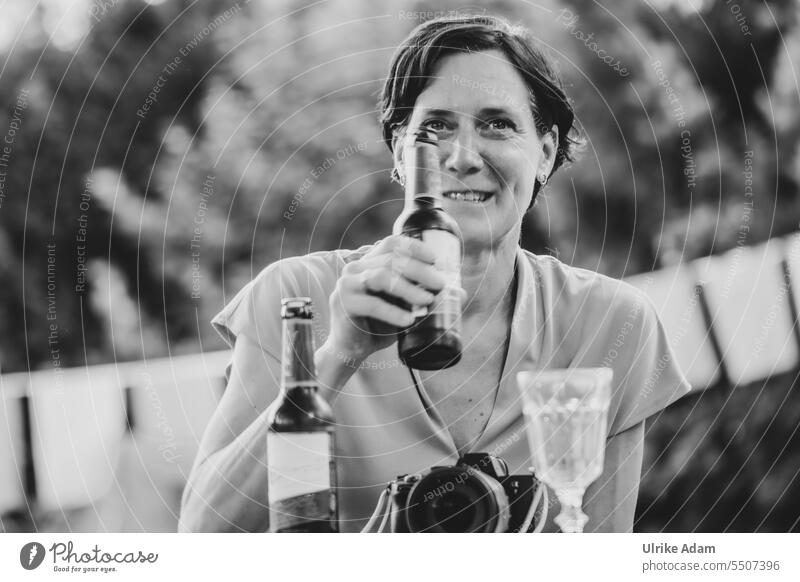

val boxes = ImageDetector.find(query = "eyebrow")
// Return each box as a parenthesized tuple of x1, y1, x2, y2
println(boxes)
(419, 105, 529, 119)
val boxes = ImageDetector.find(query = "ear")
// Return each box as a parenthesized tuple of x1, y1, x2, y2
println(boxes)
(391, 131, 405, 181)
(538, 124, 559, 177)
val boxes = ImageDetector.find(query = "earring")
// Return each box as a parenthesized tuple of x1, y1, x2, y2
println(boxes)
(538, 171, 548, 186)
(391, 167, 406, 187)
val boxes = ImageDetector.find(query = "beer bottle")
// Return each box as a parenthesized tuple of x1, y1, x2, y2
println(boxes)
(267, 298, 338, 532)
(395, 128, 463, 370)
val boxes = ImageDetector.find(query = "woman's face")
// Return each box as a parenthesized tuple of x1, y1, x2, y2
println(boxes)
(394, 49, 558, 252)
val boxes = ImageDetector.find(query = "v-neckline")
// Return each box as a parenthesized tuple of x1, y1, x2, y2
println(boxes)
(410, 251, 527, 457)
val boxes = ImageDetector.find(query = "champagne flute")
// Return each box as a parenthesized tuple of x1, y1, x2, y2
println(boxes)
(516, 368, 613, 533)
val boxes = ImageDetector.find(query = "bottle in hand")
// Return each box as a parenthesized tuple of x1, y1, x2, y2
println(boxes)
(267, 297, 338, 532)
(395, 128, 463, 370)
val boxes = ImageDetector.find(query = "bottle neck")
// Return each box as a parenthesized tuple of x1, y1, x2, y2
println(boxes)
(407, 194, 441, 211)
(404, 137, 443, 210)
(281, 318, 318, 393)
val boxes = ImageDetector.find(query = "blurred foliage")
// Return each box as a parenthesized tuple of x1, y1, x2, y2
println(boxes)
(0, 0, 798, 531)
(639, 371, 800, 532)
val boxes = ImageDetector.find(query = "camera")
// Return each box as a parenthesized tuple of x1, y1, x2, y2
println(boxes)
(386, 453, 539, 532)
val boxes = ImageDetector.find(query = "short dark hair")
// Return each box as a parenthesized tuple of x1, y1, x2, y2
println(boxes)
(379, 14, 580, 197)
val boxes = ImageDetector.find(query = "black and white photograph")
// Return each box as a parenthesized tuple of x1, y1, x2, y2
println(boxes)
(0, 0, 798, 578)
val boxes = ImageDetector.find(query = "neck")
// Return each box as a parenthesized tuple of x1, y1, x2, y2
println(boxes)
(460, 234, 518, 320)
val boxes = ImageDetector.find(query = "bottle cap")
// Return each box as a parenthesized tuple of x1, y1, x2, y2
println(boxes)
(413, 127, 438, 146)
(281, 297, 313, 319)
(402, 129, 441, 203)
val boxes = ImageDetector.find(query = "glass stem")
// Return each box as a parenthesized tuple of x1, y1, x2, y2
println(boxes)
(555, 487, 588, 533)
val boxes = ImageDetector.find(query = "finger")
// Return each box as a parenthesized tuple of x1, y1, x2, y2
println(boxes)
(360, 268, 436, 306)
(354, 254, 446, 292)
(377, 236, 438, 264)
(342, 294, 414, 328)
(391, 256, 447, 291)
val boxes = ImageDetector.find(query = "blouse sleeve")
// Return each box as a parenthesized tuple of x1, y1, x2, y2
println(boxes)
(572, 280, 692, 436)
(211, 246, 369, 368)
(211, 258, 315, 362)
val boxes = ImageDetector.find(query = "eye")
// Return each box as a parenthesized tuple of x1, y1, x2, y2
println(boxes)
(485, 118, 517, 132)
(421, 119, 448, 132)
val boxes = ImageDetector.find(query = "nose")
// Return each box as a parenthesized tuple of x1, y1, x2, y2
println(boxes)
(442, 127, 484, 177)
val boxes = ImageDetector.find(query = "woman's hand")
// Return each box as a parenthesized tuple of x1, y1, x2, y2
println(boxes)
(324, 236, 447, 365)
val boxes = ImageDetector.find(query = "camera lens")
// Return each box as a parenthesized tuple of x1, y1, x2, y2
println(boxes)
(405, 466, 510, 532)
(429, 490, 474, 532)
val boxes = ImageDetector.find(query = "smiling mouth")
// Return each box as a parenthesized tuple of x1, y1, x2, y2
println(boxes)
(442, 190, 493, 203)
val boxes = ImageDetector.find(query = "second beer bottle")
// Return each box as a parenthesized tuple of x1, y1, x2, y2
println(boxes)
(394, 128, 463, 370)
(266, 297, 338, 532)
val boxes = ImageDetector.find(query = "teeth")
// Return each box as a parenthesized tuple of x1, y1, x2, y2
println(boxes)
(444, 191, 489, 202)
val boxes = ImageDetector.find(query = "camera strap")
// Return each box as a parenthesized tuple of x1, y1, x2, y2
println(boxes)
(408, 367, 432, 414)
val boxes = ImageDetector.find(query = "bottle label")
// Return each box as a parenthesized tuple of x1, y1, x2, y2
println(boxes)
(267, 431, 334, 531)
(411, 229, 461, 321)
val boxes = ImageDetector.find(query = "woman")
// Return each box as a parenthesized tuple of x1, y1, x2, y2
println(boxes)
(179, 14, 690, 533)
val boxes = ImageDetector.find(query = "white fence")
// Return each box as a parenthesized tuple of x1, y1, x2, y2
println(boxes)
(0, 351, 228, 531)
(627, 233, 800, 389)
